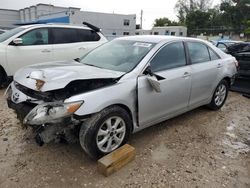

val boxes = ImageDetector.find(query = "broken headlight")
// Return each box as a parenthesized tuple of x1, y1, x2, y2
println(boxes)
(23, 101, 83, 125)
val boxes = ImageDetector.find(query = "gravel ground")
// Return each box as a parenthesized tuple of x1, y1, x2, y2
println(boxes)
(0, 89, 249, 188)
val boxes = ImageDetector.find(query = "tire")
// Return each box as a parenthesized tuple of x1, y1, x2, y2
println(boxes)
(0, 69, 6, 88)
(207, 80, 229, 110)
(79, 106, 132, 159)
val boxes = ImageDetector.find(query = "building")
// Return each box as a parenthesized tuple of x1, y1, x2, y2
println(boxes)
(151, 26, 187, 37)
(0, 4, 136, 38)
(0, 9, 20, 29)
(135, 29, 152, 35)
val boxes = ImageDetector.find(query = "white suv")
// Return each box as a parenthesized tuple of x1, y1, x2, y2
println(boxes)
(0, 23, 107, 86)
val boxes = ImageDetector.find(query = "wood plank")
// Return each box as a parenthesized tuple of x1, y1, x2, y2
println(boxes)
(97, 144, 135, 176)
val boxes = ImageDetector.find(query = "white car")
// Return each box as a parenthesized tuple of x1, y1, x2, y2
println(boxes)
(0, 23, 107, 86)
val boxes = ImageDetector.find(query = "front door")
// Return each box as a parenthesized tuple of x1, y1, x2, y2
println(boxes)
(138, 42, 192, 127)
(6, 28, 53, 75)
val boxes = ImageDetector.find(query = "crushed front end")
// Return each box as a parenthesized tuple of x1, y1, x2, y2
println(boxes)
(6, 81, 83, 145)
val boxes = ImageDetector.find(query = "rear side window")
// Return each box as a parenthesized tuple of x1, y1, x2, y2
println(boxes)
(52, 28, 78, 44)
(187, 42, 210, 64)
(20, 28, 49, 45)
(77, 29, 100, 42)
(150, 42, 186, 72)
(208, 48, 220, 60)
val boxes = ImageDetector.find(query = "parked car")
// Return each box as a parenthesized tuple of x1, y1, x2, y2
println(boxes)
(0, 23, 107, 86)
(227, 42, 250, 77)
(214, 40, 241, 52)
(6, 36, 238, 159)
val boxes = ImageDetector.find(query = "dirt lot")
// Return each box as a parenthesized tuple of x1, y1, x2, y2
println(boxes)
(0, 89, 249, 188)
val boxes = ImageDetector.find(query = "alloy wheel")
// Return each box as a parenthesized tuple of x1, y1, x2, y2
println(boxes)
(214, 84, 227, 106)
(96, 116, 126, 153)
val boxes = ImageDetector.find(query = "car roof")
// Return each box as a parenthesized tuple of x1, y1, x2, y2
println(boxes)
(19, 24, 92, 30)
(117, 35, 208, 44)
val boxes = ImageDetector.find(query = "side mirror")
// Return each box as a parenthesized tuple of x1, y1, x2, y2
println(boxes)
(74, 58, 80, 62)
(147, 75, 161, 93)
(12, 38, 23, 45)
(144, 66, 154, 76)
(143, 66, 161, 93)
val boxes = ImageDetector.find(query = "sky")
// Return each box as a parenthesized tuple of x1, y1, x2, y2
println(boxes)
(0, 0, 221, 29)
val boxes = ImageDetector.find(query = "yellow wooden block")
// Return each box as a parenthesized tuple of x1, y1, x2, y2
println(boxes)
(97, 144, 135, 176)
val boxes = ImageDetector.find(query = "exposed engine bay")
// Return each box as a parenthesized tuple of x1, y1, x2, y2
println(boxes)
(7, 78, 119, 145)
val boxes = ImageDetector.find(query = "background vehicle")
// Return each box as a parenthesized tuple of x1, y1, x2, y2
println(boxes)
(7, 36, 237, 159)
(226, 42, 250, 78)
(227, 42, 250, 95)
(213, 40, 241, 52)
(0, 23, 107, 86)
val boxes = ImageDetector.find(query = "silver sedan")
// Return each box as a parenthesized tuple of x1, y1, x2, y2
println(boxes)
(7, 36, 238, 159)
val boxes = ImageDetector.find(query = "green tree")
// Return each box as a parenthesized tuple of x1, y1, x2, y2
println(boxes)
(186, 10, 211, 34)
(175, 0, 212, 24)
(153, 17, 179, 27)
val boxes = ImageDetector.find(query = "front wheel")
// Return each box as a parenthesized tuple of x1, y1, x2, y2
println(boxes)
(79, 106, 132, 159)
(207, 80, 229, 110)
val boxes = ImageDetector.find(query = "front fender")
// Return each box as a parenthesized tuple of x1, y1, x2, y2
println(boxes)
(65, 79, 137, 125)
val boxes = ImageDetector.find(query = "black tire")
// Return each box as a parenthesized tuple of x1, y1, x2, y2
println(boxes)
(79, 105, 132, 159)
(207, 80, 229, 110)
(0, 69, 6, 88)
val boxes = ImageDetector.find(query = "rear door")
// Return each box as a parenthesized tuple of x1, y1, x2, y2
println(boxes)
(138, 42, 192, 127)
(51, 28, 103, 61)
(6, 28, 53, 75)
(187, 41, 221, 107)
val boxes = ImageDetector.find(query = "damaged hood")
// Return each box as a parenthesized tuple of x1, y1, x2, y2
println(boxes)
(14, 61, 125, 92)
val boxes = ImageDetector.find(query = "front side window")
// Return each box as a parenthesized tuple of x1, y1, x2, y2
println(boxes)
(20, 28, 48, 45)
(80, 40, 155, 73)
(187, 42, 210, 64)
(217, 43, 227, 49)
(150, 42, 186, 72)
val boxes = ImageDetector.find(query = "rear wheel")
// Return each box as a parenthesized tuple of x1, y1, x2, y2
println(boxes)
(208, 80, 229, 110)
(79, 106, 132, 159)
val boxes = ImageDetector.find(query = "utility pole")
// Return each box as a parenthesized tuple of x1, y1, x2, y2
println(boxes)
(140, 9, 143, 29)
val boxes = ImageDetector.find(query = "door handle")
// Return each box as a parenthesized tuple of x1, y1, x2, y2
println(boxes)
(41, 49, 51, 53)
(217, 63, 222, 68)
(182, 72, 191, 78)
(79, 47, 86, 50)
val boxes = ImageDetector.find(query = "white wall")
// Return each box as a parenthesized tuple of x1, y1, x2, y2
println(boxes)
(0, 9, 20, 29)
(70, 11, 136, 37)
(151, 26, 187, 37)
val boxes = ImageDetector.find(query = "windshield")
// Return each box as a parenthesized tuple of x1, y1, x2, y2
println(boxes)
(0, 27, 25, 43)
(80, 40, 155, 72)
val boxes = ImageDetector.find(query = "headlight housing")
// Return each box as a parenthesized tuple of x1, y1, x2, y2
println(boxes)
(23, 101, 83, 125)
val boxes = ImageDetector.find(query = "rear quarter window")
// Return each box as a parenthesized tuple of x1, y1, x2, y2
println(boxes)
(77, 29, 100, 42)
(187, 42, 210, 64)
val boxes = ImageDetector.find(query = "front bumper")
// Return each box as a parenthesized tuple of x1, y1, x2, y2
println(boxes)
(7, 98, 37, 122)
